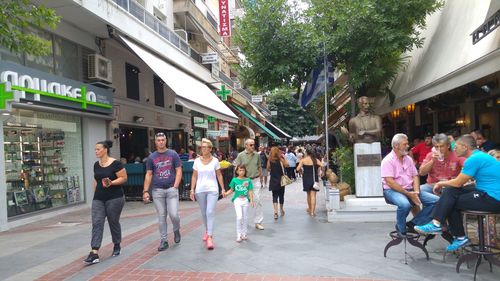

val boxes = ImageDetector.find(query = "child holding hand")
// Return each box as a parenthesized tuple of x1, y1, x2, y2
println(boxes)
(225, 165, 254, 242)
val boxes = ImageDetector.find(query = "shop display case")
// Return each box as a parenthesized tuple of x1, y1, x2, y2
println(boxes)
(4, 126, 78, 217)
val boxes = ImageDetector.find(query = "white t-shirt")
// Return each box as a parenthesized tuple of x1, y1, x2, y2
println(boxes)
(193, 157, 221, 193)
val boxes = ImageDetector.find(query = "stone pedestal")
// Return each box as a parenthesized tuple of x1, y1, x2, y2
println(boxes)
(354, 142, 382, 197)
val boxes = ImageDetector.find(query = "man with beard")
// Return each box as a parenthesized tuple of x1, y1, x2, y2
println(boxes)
(381, 133, 437, 236)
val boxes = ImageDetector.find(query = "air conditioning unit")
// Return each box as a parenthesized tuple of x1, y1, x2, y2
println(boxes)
(88, 54, 112, 84)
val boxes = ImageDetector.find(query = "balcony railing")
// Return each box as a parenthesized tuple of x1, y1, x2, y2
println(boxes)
(219, 71, 234, 88)
(112, 0, 190, 55)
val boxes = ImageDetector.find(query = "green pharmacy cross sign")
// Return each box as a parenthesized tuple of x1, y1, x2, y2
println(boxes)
(0, 82, 21, 111)
(216, 85, 231, 101)
(0, 82, 112, 111)
(207, 116, 216, 123)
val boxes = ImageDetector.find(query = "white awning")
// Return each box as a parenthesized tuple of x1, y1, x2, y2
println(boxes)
(265, 120, 291, 138)
(248, 102, 266, 119)
(375, 1, 500, 114)
(120, 36, 239, 123)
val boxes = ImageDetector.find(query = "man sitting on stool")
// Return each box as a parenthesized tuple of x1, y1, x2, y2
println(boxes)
(381, 133, 439, 236)
(415, 134, 500, 251)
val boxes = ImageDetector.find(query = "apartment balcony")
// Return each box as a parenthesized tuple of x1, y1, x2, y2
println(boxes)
(113, 0, 191, 54)
(42, 0, 218, 83)
(173, 0, 220, 44)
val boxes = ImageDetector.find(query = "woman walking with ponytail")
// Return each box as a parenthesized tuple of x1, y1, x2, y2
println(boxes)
(84, 140, 128, 265)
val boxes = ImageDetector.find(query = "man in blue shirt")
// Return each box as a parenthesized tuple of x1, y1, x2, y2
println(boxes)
(415, 134, 500, 251)
(143, 132, 182, 251)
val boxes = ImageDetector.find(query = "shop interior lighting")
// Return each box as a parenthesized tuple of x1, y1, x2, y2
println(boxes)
(456, 117, 465, 126)
(390, 109, 401, 119)
(405, 103, 416, 113)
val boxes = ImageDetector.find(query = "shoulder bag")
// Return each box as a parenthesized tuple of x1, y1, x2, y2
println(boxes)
(280, 161, 293, 186)
(312, 164, 320, 191)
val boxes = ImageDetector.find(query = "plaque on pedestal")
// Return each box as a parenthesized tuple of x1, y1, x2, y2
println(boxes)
(354, 142, 382, 197)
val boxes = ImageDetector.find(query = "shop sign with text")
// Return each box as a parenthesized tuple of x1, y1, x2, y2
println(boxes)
(207, 130, 224, 138)
(193, 116, 208, 128)
(0, 60, 113, 114)
(219, 0, 231, 36)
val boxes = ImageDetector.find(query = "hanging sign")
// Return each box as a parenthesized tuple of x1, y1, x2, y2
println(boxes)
(201, 52, 218, 64)
(216, 84, 232, 101)
(251, 95, 263, 103)
(219, 0, 231, 36)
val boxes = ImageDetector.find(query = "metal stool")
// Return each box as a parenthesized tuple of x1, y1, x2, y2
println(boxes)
(382, 192, 429, 264)
(384, 231, 429, 264)
(456, 210, 500, 281)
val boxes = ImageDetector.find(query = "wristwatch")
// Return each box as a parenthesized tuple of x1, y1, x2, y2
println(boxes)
(143, 190, 149, 194)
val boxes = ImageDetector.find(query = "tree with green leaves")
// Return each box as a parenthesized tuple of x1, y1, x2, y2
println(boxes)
(234, 0, 320, 95)
(235, 0, 442, 103)
(266, 88, 318, 137)
(0, 0, 60, 56)
(310, 0, 442, 99)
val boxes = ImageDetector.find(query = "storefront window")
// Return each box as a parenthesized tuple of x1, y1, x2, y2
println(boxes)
(4, 109, 84, 218)
(54, 36, 79, 80)
(0, 45, 24, 65)
(24, 28, 54, 74)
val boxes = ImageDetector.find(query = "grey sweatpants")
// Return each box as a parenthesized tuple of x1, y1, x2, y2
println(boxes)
(91, 196, 125, 250)
(152, 188, 180, 240)
(195, 191, 219, 236)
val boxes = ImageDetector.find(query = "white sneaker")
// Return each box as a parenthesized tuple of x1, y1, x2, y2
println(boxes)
(236, 236, 242, 243)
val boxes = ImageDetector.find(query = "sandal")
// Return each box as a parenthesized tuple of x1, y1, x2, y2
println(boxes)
(274, 213, 278, 220)
(281, 210, 285, 216)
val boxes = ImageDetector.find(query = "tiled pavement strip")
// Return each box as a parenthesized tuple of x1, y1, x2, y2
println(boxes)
(2, 179, 499, 281)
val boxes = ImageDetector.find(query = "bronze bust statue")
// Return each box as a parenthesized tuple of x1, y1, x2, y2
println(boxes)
(348, 96, 382, 143)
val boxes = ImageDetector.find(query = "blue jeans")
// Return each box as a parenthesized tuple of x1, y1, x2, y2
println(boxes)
(420, 183, 434, 194)
(383, 188, 439, 234)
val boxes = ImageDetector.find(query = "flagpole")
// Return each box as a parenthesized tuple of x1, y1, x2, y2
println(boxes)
(323, 41, 329, 170)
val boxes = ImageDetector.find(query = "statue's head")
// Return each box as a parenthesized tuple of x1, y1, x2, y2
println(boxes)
(357, 96, 370, 113)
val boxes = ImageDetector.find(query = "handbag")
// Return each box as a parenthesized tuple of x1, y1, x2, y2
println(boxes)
(312, 164, 320, 191)
(280, 161, 293, 186)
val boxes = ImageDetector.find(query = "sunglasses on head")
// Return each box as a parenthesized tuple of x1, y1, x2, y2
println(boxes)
(155, 132, 165, 137)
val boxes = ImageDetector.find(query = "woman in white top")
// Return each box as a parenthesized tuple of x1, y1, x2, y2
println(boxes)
(190, 138, 225, 250)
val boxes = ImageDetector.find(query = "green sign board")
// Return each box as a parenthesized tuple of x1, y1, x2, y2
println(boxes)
(0, 60, 113, 114)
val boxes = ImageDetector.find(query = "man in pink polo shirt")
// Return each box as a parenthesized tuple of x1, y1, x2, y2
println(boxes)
(419, 133, 465, 196)
(381, 133, 437, 236)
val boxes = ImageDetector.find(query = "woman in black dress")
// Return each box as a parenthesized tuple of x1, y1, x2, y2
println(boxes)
(84, 140, 128, 265)
(296, 148, 323, 216)
(267, 146, 289, 220)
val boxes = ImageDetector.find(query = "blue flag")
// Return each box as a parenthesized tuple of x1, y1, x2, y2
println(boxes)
(299, 62, 334, 108)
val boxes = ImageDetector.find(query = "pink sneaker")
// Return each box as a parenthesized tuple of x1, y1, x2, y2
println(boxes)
(206, 238, 214, 250)
(202, 232, 208, 241)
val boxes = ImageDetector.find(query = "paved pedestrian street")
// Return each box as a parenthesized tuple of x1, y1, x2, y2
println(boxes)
(0, 179, 498, 281)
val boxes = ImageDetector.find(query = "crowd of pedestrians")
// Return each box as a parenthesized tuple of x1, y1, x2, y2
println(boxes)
(83, 135, 327, 263)
(84, 125, 499, 266)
